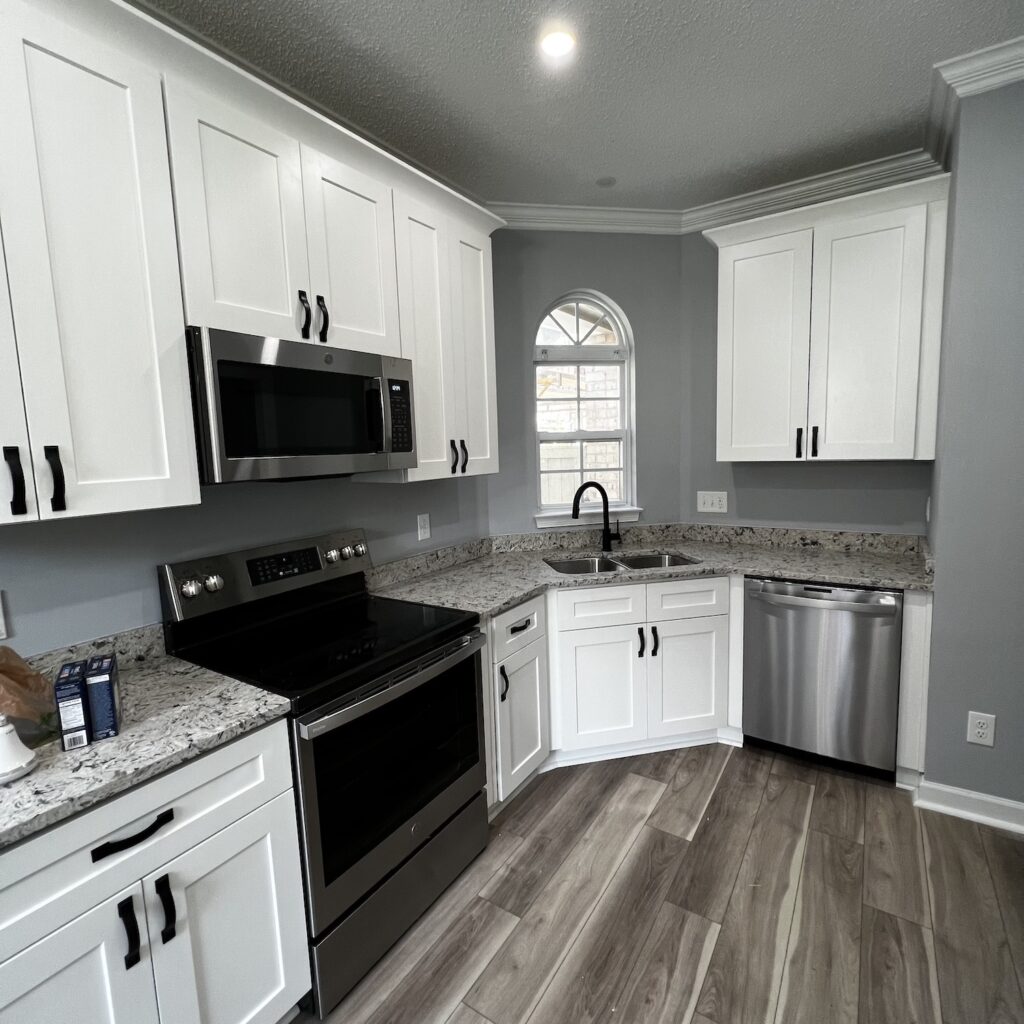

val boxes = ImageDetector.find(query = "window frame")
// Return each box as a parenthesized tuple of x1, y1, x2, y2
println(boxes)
(532, 290, 640, 527)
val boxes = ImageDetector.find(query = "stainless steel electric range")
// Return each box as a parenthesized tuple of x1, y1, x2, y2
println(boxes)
(159, 529, 487, 1019)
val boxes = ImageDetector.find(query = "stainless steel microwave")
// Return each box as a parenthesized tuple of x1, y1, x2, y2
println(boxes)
(186, 327, 416, 482)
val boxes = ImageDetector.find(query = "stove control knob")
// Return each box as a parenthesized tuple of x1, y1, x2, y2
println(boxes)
(339, 546, 354, 560)
(203, 574, 224, 593)
(324, 548, 341, 564)
(180, 578, 203, 599)
(353, 542, 368, 557)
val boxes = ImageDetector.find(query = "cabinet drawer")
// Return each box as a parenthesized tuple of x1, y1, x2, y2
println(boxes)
(646, 577, 728, 622)
(556, 585, 646, 630)
(491, 596, 546, 663)
(0, 719, 292, 962)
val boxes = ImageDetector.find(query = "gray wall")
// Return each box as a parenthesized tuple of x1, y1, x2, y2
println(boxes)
(488, 229, 933, 537)
(0, 477, 488, 657)
(926, 82, 1024, 803)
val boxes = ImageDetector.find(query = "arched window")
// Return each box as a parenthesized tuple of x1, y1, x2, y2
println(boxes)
(534, 291, 638, 524)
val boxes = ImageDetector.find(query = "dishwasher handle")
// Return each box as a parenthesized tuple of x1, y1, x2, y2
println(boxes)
(749, 589, 899, 616)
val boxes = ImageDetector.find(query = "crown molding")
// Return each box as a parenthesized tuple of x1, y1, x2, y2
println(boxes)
(927, 35, 1024, 167)
(489, 150, 941, 236)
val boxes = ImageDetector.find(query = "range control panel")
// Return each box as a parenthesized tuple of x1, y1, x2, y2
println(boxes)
(159, 529, 371, 622)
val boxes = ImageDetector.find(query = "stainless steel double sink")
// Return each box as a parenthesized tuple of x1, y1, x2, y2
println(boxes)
(544, 552, 701, 575)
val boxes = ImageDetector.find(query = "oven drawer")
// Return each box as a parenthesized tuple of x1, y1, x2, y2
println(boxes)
(490, 596, 546, 663)
(0, 720, 292, 962)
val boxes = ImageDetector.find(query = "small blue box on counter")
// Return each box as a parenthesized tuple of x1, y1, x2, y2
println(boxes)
(54, 660, 91, 751)
(85, 654, 121, 741)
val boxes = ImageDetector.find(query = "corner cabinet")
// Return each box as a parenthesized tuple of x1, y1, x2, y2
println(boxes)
(706, 176, 948, 462)
(0, 3, 199, 523)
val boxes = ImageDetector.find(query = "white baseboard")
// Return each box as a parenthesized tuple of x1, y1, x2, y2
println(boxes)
(914, 778, 1024, 835)
(896, 767, 923, 791)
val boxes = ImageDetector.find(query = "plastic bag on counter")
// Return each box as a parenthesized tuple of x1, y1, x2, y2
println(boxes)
(0, 646, 58, 747)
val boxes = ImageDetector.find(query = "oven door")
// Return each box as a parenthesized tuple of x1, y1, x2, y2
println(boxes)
(292, 632, 486, 936)
(188, 326, 415, 481)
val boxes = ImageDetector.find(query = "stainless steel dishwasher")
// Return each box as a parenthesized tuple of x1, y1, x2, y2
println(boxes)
(743, 578, 903, 771)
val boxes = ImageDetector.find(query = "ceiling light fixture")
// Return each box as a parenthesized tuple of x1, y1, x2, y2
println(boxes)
(540, 30, 576, 58)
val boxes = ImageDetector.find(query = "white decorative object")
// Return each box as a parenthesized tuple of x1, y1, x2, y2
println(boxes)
(0, 714, 36, 785)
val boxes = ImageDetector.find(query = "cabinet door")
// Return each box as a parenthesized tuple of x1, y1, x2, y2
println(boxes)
(495, 637, 551, 800)
(0, 884, 159, 1024)
(807, 205, 927, 460)
(716, 230, 812, 461)
(303, 146, 401, 355)
(144, 792, 310, 1024)
(648, 616, 728, 738)
(394, 192, 459, 480)
(0, 6, 199, 520)
(0, 220, 39, 525)
(164, 80, 310, 340)
(450, 222, 499, 476)
(557, 625, 647, 750)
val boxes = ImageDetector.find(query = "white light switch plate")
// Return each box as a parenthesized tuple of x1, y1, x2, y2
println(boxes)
(417, 513, 431, 541)
(697, 491, 728, 514)
(967, 711, 995, 747)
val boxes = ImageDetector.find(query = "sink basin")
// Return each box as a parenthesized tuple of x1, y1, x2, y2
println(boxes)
(545, 556, 624, 575)
(612, 553, 702, 569)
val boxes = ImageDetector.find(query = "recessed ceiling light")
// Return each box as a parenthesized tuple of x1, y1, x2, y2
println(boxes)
(540, 30, 576, 58)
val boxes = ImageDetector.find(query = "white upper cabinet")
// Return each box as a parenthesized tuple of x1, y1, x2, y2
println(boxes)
(807, 205, 926, 460)
(0, 4, 199, 521)
(164, 81, 311, 341)
(302, 146, 401, 354)
(706, 176, 949, 462)
(715, 230, 812, 461)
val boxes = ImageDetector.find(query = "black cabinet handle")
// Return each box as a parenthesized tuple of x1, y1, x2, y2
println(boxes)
(316, 294, 330, 343)
(509, 619, 531, 635)
(298, 290, 311, 338)
(3, 447, 27, 516)
(499, 665, 510, 702)
(155, 873, 177, 943)
(651, 626, 659, 657)
(449, 439, 459, 474)
(460, 440, 468, 474)
(795, 427, 803, 459)
(637, 627, 645, 658)
(811, 426, 819, 458)
(92, 808, 174, 863)
(43, 445, 66, 512)
(117, 896, 141, 970)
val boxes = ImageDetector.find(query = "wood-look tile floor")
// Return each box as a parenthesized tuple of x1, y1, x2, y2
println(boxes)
(310, 745, 1024, 1024)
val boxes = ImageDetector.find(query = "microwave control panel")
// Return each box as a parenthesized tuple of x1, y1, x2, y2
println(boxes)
(388, 380, 413, 453)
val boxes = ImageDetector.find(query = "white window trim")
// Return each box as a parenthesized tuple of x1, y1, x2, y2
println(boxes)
(532, 290, 638, 528)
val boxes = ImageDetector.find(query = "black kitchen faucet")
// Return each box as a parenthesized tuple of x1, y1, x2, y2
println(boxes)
(571, 480, 621, 553)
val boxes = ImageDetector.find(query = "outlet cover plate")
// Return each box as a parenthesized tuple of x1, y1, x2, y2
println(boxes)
(697, 490, 728, 514)
(417, 513, 431, 541)
(967, 711, 995, 747)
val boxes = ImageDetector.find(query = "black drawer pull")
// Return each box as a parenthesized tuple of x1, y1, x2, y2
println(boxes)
(499, 665, 510, 702)
(43, 445, 66, 512)
(795, 427, 803, 459)
(298, 290, 311, 338)
(92, 808, 174, 863)
(3, 447, 27, 515)
(155, 873, 177, 943)
(811, 425, 819, 458)
(651, 626, 659, 657)
(509, 619, 531, 635)
(117, 896, 141, 970)
(637, 627, 645, 658)
(459, 439, 469, 473)
(316, 294, 330, 343)
(449, 439, 458, 474)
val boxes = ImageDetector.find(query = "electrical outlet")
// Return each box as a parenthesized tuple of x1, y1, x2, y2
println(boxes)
(697, 491, 728, 514)
(417, 513, 431, 541)
(967, 711, 995, 747)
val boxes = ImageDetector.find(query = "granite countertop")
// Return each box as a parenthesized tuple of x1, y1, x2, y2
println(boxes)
(0, 642, 289, 850)
(376, 540, 932, 618)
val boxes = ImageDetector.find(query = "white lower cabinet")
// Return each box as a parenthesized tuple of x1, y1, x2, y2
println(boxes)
(143, 792, 308, 1024)
(494, 638, 551, 800)
(0, 885, 159, 1024)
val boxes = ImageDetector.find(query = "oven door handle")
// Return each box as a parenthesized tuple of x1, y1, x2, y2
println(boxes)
(297, 631, 485, 740)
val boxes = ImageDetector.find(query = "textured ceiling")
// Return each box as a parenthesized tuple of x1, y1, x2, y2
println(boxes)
(132, 0, 1024, 209)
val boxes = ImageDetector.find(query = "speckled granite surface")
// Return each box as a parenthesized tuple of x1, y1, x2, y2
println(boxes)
(2, 636, 289, 850)
(375, 539, 932, 618)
